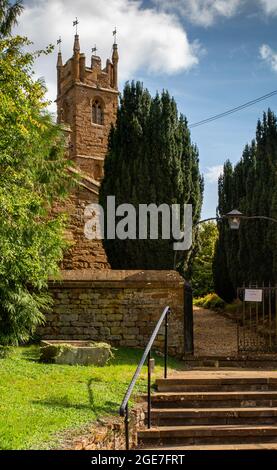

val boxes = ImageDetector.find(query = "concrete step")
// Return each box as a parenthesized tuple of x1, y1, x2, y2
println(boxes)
(147, 391, 277, 408)
(138, 425, 277, 446)
(182, 357, 277, 369)
(151, 407, 277, 426)
(145, 443, 277, 450)
(156, 377, 277, 392)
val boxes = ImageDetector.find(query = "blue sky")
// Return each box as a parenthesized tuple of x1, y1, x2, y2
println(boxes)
(141, 1, 277, 218)
(18, 0, 277, 218)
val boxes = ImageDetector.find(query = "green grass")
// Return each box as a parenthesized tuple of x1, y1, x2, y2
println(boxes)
(0, 346, 182, 450)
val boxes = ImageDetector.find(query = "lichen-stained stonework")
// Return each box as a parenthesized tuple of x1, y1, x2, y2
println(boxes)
(55, 35, 119, 270)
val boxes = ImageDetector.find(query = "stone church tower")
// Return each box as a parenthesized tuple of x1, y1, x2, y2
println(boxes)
(55, 34, 119, 270)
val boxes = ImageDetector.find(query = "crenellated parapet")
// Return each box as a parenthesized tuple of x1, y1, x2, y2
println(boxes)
(56, 35, 119, 104)
(56, 33, 119, 183)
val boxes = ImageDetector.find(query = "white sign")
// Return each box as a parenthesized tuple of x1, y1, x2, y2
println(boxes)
(244, 289, 263, 303)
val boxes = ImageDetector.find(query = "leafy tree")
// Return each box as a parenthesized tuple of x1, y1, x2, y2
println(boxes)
(191, 222, 218, 297)
(0, 34, 72, 345)
(0, 0, 23, 38)
(100, 81, 204, 271)
(213, 109, 277, 302)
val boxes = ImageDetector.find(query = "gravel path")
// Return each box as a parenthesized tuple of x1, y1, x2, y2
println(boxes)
(193, 307, 238, 357)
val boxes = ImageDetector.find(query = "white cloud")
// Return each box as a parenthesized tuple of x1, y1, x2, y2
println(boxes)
(259, 0, 277, 14)
(259, 44, 277, 72)
(152, 0, 241, 27)
(14, 0, 200, 111)
(205, 165, 223, 183)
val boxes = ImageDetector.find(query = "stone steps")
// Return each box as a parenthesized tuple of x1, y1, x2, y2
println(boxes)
(146, 391, 277, 408)
(151, 407, 277, 426)
(145, 443, 277, 451)
(156, 377, 277, 392)
(138, 424, 277, 446)
(182, 357, 277, 369)
(137, 371, 277, 449)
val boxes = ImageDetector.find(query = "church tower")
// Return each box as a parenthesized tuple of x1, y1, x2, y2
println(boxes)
(55, 33, 119, 271)
(56, 33, 119, 186)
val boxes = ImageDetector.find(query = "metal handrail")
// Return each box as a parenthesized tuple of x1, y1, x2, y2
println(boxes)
(119, 306, 171, 450)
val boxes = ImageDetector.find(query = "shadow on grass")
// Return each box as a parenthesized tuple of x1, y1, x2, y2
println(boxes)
(31, 396, 119, 415)
(87, 378, 120, 421)
(31, 378, 119, 418)
(21, 346, 41, 363)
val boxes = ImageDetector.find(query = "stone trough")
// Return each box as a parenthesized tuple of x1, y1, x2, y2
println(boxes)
(40, 340, 113, 366)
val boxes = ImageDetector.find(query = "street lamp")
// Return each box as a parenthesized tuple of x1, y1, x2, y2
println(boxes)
(225, 210, 243, 230)
(223, 210, 277, 230)
(173, 209, 277, 270)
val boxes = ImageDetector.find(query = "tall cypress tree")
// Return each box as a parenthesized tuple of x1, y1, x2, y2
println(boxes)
(214, 109, 277, 301)
(99, 81, 204, 271)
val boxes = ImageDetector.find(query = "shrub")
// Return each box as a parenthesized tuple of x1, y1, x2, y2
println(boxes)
(0, 34, 72, 345)
(194, 293, 225, 311)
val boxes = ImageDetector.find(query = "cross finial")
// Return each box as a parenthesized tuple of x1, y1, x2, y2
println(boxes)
(92, 45, 97, 55)
(113, 27, 117, 44)
(57, 36, 62, 53)
(73, 17, 79, 35)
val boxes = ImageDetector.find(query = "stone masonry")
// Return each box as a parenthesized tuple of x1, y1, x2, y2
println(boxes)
(58, 186, 109, 270)
(56, 34, 119, 179)
(45, 35, 187, 359)
(55, 34, 119, 270)
(40, 270, 185, 357)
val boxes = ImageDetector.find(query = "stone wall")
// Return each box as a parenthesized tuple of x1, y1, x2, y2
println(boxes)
(62, 405, 146, 450)
(40, 270, 185, 357)
(56, 187, 110, 271)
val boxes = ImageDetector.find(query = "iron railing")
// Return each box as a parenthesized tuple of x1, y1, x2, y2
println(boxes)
(237, 283, 277, 353)
(119, 306, 171, 450)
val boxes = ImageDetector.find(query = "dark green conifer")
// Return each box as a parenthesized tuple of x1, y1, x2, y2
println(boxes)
(99, 81, 203, 271)
(214, 109, 277, 301)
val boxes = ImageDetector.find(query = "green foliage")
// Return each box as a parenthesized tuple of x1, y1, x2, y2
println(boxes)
(191, 221, 218, 296)
(0, 345, 12, 358)
(0, 0, 23, 38)
(0, 35, 72, 345)
(0, 288, 51, 346)
(194, 293, 225, 311)
(100, 81, 204, 271)
(214, 109, 277, 301)
(0, 346, 183, 449)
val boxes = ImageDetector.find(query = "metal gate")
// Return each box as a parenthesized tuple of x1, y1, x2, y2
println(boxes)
(237, 284, 277, 354)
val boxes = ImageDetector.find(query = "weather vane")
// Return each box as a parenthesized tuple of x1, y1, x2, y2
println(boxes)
(57, 36, 62, 53)
(113, 27, 117, 44)
(92, 45, 97, 55)
(73, 17, 79, 35)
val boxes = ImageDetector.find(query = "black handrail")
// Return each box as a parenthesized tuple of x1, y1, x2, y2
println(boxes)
(119, 306, 171, 450)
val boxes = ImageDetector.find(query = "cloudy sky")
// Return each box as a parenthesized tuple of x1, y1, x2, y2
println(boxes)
(15, 0, 277, 218)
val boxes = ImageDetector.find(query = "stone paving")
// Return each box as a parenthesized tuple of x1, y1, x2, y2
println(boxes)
(193, 306, 238, 357)
(169, 369, 277, 378)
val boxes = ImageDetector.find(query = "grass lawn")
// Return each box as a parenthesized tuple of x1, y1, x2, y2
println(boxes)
(0, 346, 182, 450)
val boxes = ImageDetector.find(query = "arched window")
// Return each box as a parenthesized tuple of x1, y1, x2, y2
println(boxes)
(92, 100, 104, 125)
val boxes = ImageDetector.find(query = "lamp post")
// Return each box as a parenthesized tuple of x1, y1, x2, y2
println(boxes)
(174, 209, 277, 270)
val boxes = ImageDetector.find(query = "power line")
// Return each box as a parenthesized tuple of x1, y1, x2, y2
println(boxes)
(189, 89, 277, 129)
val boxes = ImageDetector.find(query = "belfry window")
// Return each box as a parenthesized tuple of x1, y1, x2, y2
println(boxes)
(92, 100, 104, 125)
